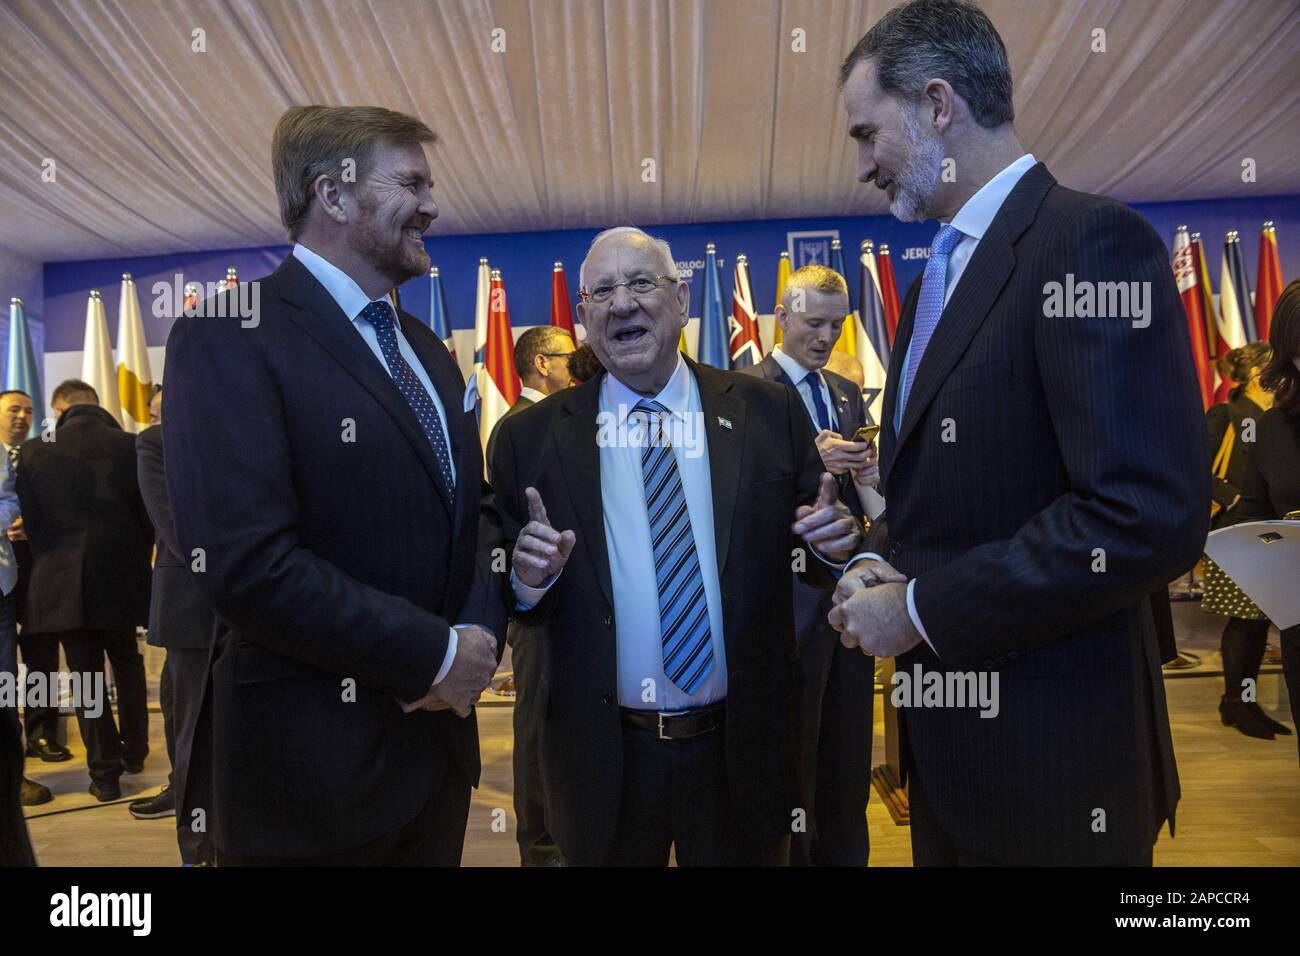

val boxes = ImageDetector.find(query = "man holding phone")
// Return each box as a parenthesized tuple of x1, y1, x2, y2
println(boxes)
(741, 263, 884, 866)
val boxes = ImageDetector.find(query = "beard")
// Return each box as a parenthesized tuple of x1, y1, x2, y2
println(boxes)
(889, 106, 945, 222)
(353, 202, 430, 287)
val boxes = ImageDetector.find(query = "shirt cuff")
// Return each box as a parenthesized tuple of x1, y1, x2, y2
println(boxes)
(432, 626, 460, 686)
(906, 579, 935, 652)
(511, 567, 561, 611)
(846, 551, 886, 568)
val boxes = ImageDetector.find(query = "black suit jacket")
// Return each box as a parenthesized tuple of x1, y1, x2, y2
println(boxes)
(491, 358, 833, 865)
(484, 393, 535, 480)
(16, 405, 153, 635)
(162, 254, 508, 858)
(136, 425, 215, 651)
(872, 163, 1209, 864)
(741, 355, 867, 637)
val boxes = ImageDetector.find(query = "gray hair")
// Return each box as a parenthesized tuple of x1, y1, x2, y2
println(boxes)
(839, 0, 1014, 130)
(579, 227, 678, 291)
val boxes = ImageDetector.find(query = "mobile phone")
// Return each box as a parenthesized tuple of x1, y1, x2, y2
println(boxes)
(853, 425, 881, 444)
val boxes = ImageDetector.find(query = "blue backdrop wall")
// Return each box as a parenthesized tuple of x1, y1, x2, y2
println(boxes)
(33, 191, 1300, 365)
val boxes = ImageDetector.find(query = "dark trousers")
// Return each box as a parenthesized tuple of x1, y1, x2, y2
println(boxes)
(509, 621, 558, 865)
(17, 633, 60, 743)
(1220, 616, 1270, 700)
(1282, 624, 1300, 768)
(596, 721, 768, 866)
(57, 628, 148, 786)
(0, 705, 34, 866)
(792, 626, 873, 867)
(218, 762, 472, 866)
(906, 758, 1154, 867)
(163, 646, 214, 864)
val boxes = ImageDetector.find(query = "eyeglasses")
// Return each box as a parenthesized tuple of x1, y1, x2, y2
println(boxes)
(578, 275, 678, 303)
(539, 352, 572, 361)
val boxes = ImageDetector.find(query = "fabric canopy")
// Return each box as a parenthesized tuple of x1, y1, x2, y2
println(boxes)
(0, 0, 1296, 265)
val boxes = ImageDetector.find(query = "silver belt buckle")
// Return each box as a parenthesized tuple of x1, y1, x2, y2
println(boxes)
(657, 709, 687, 740)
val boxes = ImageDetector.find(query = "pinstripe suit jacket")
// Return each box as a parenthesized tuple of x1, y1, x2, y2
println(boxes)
(874, 163, 1210, 864)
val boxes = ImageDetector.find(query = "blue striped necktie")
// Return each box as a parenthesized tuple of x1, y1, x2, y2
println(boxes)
(360, 300, 455, 495)
(634, 400, 714, 696)
(899, 223, 964, 416)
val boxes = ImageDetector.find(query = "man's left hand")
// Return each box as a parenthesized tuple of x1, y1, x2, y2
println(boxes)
(828, 581, 922, 657)
(792, 472, 862, 563)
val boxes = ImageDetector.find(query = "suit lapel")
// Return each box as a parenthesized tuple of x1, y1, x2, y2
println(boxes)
(552, 377, 615, 611)
(689, 360, 746, 578)
(278, 256, 455, 516)
(892, 163, 1055, 461)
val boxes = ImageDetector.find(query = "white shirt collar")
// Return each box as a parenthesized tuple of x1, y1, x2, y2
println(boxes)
(519, 386, 548, 405)
(770, 345, 820, 386)
(292, 243, 384, 322)
(602, 353, 691, 427)
(946, 153, 1037, 240)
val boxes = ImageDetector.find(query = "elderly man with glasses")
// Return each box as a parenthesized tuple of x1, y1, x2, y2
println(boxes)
(490, 226, 862, 866)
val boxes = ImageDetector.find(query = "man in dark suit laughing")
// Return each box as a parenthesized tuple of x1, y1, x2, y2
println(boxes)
(163, 106, 507, 865)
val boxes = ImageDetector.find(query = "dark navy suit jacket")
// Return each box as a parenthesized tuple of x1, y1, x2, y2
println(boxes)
(163, 254, 507, 858)
(872, 163, 1209, 864)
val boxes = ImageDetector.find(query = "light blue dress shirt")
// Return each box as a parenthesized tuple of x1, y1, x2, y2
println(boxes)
(0, 449, 21, 597)
(514, 355, 728, 709)
(292, 243, 460, 686)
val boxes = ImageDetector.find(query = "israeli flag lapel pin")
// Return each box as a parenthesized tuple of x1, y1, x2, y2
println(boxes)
(718, 416, 732, 430)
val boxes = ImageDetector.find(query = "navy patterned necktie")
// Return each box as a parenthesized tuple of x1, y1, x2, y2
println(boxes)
(633, 400, 714, 696)
(360, 300, 454, 495)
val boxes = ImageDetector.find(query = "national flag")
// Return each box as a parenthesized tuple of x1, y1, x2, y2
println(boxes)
(1224, 231, 1258, 342)
(429, 266, 455, 357)
(4, 297, 44, 438)
(81, 290, 123, 425)
(478, 268, 521, 454)
(1172, 226, 1215, 409)
(463, 257, 493, 425)
(729, 254, 762, 369)
(877, 242, 902, 343)
(696, 242, 730, 369)
(830, 238, 857, 358)
(772, 250, 791, 349)
(857, 240, 891, 426)
(551, 261, 579, 344)
(115, 273, 153, 434)
(1255, 221, 1284, 342)
(1218, 232, 1251, 370)
(1191, 233, 1229, 402)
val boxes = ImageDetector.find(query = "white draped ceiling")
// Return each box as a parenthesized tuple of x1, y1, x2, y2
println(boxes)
(1, 0, 1297, 265)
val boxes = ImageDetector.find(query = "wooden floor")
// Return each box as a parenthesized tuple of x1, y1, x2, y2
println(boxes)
(22, 601, 1300, 866)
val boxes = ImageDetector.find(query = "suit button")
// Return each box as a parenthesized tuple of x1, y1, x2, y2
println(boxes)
(889, 542, 902, 559)
(602, 693, 613, 707)
(603, 614, 613, 628)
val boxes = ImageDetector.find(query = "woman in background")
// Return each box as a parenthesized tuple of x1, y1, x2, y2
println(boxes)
(1234, 279, 1300, 762)
(1202, 341, 1290, 737)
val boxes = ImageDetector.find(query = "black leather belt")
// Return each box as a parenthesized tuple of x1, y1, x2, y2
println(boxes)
(619, 703, 725, 740)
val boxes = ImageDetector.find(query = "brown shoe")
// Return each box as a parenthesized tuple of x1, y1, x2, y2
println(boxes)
(20, 777, 52, 807)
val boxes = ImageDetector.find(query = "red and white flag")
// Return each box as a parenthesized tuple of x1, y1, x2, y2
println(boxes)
(477, 268, 521, 454)
(1172, 225, 1215, 410)
(729, 254, 762, 369)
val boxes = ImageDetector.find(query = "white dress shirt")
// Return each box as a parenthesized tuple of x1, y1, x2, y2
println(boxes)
(514, 354, 728, 709)
(518, 386, 547, 405)
(292, 243, 461, 687)
(863, 153, 1037, 649)
(770, 346, 839, 431)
